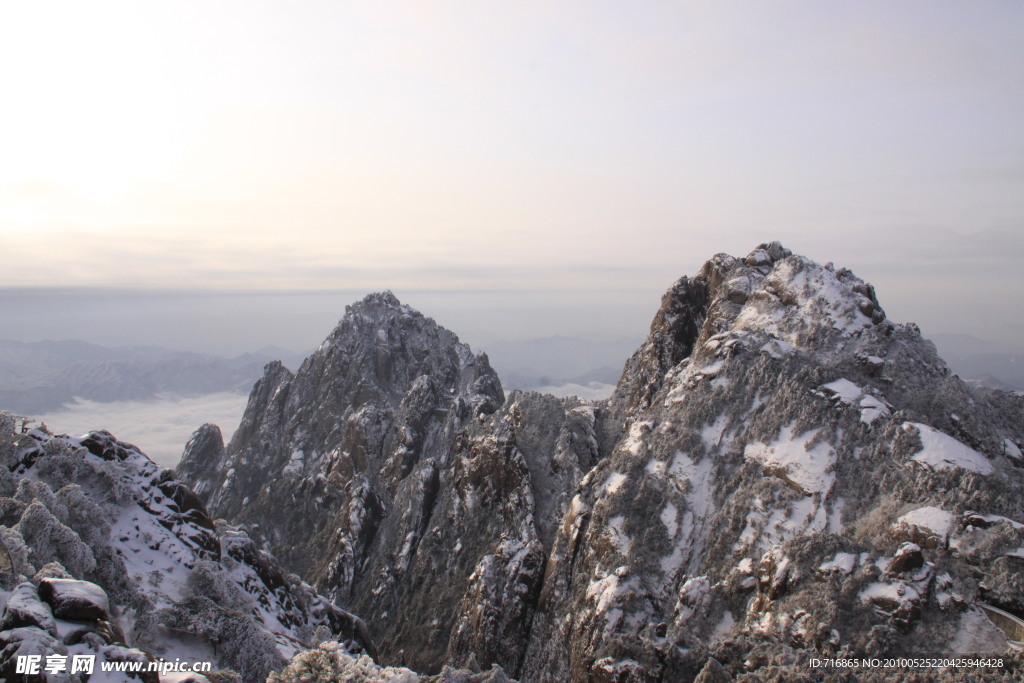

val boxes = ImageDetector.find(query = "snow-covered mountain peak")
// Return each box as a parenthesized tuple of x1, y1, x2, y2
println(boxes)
(171, 244, 1024, 680)
(610, 242, 897, 425)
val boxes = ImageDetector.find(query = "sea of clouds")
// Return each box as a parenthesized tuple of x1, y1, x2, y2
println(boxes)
(36, 391, 249, 468)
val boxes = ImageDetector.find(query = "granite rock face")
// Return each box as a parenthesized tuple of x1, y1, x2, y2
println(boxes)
(522, 243, 1024, 680)
(178, 292, 599, 675)
(184, 246, 1024, 681)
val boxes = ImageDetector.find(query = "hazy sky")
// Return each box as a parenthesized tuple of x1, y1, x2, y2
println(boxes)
(2, 1, 1022, 347)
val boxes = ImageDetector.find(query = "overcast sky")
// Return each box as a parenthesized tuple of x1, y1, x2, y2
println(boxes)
(2, 1, 1022, 350)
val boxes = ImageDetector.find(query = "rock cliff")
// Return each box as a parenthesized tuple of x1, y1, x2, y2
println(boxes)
(183, 245, 1024, 681)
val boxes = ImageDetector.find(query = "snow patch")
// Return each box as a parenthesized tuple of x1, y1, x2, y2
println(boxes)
(586, 571, 626, 614)
(896, 506, 955, 543)
(1003, 439, 1022, 460)
(818, 552, 857, 575)
(744, 424, 836, 495)
(760, 338, 797, 359)
(700, 414, 729, 452)
(734, 493, 827, 555)
(822, 378, 862, 404)
(821, 379, 890, 425)
(621, 421, 653, 455)
(858, 395, 889, 425)
(906, 423, 993, 475)
(606, 516, 632, 556)
(658, 452, 715, 581)
(604, 472, 628, 495)
(283, 449, 304, 477)
(661, 502, 679, 540)
(950, 608, 1013, 654)
(710, 610, 735, 641)
(859, 581, 919, 605)
(735, 259, 874, 346)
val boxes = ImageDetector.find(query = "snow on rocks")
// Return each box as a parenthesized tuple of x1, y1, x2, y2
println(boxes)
(153, 245, 1024, 679)
(820, 378, 891, 425)
(700, 414, 731, 452)
(0, 626, 68, 679)
(904, 422, 993, 474)
(962, 511, 1024, 531)
(887, 542, 925, 575)
(0, 582, 57, 636)
(38, 578, 109, 621)
(816, 552, 858, 577)
(744, 424, 836, 496)
(0, 424, 370, 682)
(657, 451, 716, 579)
(732, 256, 880, 347)
(893, 506, 955, 548)
(1003, 438, 1022, 460)
(269, 641, 425, 682)
(620, 420, 653, 455)
(603, 472, 628, 496)
(859, 580, 922, 625)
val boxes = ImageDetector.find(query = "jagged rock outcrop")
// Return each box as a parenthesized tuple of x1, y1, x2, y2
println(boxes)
(0, 419, 370, 681)
(179, 423, 224, 501)
(185, 246, 1024, 681)
(521, 243, 1024, 680)
(179, 292, 599, 676)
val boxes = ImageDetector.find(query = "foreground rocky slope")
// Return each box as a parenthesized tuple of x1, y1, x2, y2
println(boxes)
(184, 244, 1024, 681)
(0, 418, 371, 681)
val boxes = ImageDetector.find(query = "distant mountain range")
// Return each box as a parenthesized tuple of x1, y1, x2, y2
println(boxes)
(929, 333, 1024, 391)
(2, 328, 1017, 421)
(0, 340, 308, 414)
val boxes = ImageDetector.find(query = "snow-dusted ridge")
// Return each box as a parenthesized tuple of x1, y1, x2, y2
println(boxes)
(0, 418, 372, 681)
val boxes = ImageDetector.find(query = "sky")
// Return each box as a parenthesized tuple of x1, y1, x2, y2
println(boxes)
(1, 1, 1023, 351)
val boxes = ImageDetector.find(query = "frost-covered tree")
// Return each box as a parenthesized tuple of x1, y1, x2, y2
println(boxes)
(269, 641, 420, 682)
(14, 500, 96, 576)
(159, 594, 285, 681)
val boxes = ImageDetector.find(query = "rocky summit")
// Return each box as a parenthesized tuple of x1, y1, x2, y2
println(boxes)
(179, 243, 1024, 681)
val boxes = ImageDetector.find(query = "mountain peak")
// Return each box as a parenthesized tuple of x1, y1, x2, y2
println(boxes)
(742, 239, 792, 266)
(345, 290, 407, 317)
(609, 243, 891, 425)
(174, 244, 1024, 680)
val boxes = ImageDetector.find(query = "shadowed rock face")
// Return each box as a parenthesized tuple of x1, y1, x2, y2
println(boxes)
(183, 246, 1024, 681)
(178, 291, 599, 675)
(176, 423, 223, 500)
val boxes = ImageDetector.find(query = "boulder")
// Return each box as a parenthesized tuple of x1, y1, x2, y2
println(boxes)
(38, 578, 110, 622)
(0, 582, 56, 636)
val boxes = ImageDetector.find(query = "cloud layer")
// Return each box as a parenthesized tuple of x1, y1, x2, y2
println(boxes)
(36, 392, 249, 468)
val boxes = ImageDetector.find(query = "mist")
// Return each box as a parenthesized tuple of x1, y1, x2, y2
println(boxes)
(36, 391, 248, 468)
